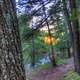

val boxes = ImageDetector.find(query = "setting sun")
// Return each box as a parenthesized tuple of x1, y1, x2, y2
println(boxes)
(44, 36, 57, 45)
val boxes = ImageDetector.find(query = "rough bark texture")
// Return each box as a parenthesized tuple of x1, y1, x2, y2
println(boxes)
(0, 0, 26, 80)
(69, 0, 80, 74)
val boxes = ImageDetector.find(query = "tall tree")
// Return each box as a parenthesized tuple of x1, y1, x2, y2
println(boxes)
(0, 0, 26, 80)
(69, 0, 80, 74)
(39, 0, 57, 66)
(62, 0, 73, 58)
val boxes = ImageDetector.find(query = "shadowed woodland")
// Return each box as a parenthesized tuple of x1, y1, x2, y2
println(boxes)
(0, 0, 80, 80)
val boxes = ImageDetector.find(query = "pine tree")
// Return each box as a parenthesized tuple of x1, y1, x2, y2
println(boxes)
(69, 0, 80, 74)
(0, 0, 26, 79)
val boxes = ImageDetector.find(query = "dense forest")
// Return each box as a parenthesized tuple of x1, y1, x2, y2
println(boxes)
(0, 0, 80, 80)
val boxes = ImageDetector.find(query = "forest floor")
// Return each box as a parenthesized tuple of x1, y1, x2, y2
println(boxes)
(26, 57, 74, 80)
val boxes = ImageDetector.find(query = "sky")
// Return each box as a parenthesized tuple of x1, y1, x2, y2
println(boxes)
(16, 0, 18, 2)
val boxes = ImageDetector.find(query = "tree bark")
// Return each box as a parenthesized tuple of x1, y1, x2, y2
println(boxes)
(31, 35, 35, 67)
(50, 45, 57, 67)
(69, 0, 80, 74)
(0, 0, 26, 79)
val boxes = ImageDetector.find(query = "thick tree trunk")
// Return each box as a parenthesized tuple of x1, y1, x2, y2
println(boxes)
(0, 0, 26, 80)
(69, 0, 80, 74)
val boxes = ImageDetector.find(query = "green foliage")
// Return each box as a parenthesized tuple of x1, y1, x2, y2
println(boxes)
(19, 14, 31, 25)
(22, 42, 32, 64)
(64, 70, 80, 80)
(34, 36, 49, 53)
(54, 15, 71, 51)
(19, 13, 71, 66)
(34, 63, 52, 71)
(18, 14, 50, 63)
(22, 35, 49, 64)
(57, 57, 67, 65)
(70, 9, 79, 21)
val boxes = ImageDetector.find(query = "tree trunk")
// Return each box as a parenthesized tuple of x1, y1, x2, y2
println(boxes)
(41, 0, 57, 67)
(67, 46, 71, 58)
(50, 45, 57, 67)
(62, 0, 74, 58)
(61, 48, 65, 58)
(67, 40, 71, 58)
(31, 35, 35, 67)
(0, 0, 26, 80)
(69, 0, 80, 74)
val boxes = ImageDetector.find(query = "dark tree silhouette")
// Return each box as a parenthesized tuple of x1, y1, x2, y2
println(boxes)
(62, 0, 73, 58)
(69, 0, 80, 74)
